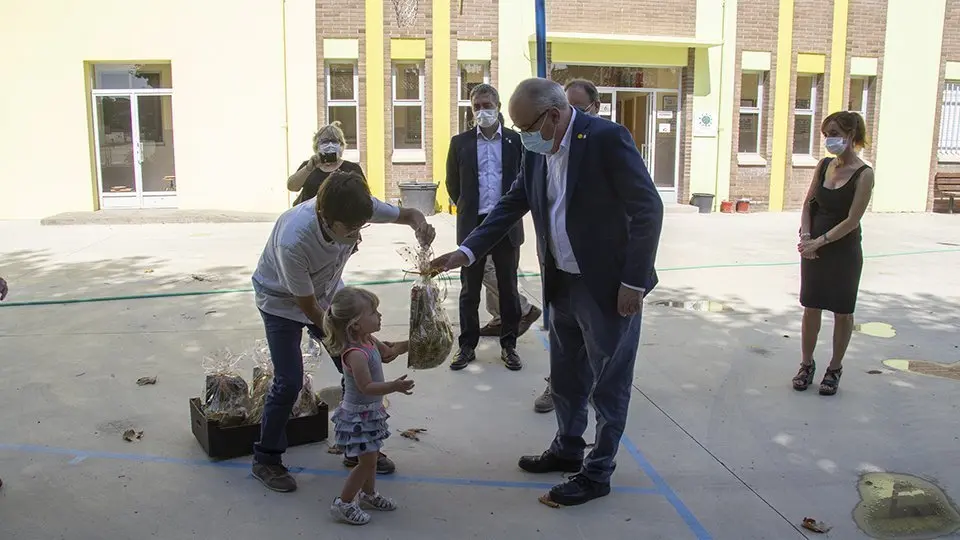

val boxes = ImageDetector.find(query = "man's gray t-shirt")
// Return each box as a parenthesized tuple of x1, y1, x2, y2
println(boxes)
(251, 197, 400, 324)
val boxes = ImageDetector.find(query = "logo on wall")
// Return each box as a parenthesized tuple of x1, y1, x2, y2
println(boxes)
(694, 111, 717, 137)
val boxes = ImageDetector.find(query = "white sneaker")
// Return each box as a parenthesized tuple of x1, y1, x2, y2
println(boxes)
(359, 491, 398, 511)
(330, 497, 371, 525)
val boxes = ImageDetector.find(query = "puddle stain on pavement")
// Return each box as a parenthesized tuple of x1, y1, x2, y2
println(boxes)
(854, 472, 960, 540)
(855, 322, 897, 338)
(883, 360, 960, 382)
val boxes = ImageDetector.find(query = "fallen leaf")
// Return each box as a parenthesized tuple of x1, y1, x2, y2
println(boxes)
(144, 269, 154, 274)
(537, 493, 561, 508)
(802, 517, 831, 533)
(400, 428, 427, 441)
(122, 429, 144, 442)
(866, 370, 883, 375)
(204, 310, 217, 315)
(136, 376, 157, 386)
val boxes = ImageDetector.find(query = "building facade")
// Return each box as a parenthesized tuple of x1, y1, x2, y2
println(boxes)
(1, 0, 959, 219)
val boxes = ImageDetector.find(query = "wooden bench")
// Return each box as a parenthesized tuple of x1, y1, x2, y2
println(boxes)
(935, 172, 960, 213)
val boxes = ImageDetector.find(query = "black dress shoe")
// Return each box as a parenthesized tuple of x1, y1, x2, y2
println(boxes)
(450, 348, 476, 371)
(549, 473, 611, 506)
(501, 347, 523, 371)
(518, 451, 582, 474)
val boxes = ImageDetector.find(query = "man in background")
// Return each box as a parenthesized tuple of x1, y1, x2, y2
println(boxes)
(446, 84, 526, 372)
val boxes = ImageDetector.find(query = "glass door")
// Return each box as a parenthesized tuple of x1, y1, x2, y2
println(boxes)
(94, 96, 138, 208)
(92, 92, 177, 209)
(652, 91, 679, 203)
(137, 95, 177, 207)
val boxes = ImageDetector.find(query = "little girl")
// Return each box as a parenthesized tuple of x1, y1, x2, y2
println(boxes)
(323, 286, 413, 525)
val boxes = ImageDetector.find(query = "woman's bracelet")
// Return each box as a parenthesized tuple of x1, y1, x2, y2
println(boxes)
(800, 233, 811, 240)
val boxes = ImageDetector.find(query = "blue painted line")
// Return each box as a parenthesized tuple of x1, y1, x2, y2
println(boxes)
(0, 443, 656, 495)
(622, 436, 712, 540)
(536, 332, 712, 540)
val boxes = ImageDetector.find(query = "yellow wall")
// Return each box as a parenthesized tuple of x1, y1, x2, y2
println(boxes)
(432, 0, 451, 208)
(873, 0, 947, 212)
(284, 0, 319, 207)
(767, 0, 795, 212)
(0, 0, 308, 219)
(497, 0, 537, 119)
(364, 0, 386, 199)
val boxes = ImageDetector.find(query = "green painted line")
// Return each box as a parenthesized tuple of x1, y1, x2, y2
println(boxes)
(1, 247, 958, 309)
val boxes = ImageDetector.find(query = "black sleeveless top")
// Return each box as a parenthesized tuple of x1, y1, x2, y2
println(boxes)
(808, 157, 870, 249)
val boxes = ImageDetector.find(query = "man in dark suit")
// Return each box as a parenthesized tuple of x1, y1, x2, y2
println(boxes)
(445, 83, 525, 372)
(432, 78, 664, 506)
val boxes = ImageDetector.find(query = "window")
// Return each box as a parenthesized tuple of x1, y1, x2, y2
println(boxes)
(326, 63, 359, 158)
(939, 81, 960, 161)
(457, 62, 490, 133)
(738, 71, 765, 155)
(392, 62, 425, 159)
(848, 77, 871, 120)
(793, 75, 818, 156)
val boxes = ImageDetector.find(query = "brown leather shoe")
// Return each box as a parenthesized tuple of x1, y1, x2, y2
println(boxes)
(518, 306, 543, 336)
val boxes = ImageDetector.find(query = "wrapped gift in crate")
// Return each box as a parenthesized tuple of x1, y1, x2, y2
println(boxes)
(189, 397, 329, 460)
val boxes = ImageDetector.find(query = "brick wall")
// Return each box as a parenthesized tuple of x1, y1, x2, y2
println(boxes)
(451, 0, 499, 140)
(383, 0, 433, 201)
(546, 0, 696, 37)
(316, 2, 366, 174)
(847, 0, 886, 167)
(930, 0, 960, 212)
(730, 0, 779, 209)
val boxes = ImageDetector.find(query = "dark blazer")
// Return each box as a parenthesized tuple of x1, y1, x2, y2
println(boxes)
(446, 125, 524, 246)
(461, 112, 664, 314)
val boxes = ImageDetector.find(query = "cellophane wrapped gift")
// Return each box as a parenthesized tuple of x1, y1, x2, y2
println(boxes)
(247, 340, 273, 425)
(201, 348, 250, 427)
(402, 245, 455, 370)
(291, 354, 320, 418)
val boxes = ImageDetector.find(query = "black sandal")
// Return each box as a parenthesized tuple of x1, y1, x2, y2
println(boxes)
(819, 367, 842, 396)
(792, 361, 816, 391)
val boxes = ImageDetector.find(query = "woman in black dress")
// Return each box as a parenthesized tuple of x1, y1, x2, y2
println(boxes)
(793, 111, 875, 396)
(287, 121, 365, 205)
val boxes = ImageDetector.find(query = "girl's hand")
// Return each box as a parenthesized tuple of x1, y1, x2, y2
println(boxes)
(391, 374, 415, 395)
(378, 340, 400, 363)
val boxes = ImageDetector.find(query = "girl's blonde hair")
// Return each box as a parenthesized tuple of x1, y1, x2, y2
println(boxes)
(322, 287, 379, 356)
(313, 121, 346, 154)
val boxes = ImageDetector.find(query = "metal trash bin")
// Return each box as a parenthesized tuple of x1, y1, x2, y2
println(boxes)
(690, 193, 715, 214)
(398, 182, 439, 216)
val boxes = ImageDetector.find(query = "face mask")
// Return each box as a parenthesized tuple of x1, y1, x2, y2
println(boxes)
(475, 109, 499, 128)
(576, 104, 599, 117)
(317, 142, 343, 164)
(825, 137, 847, 155)
(519, 111, 557, 155)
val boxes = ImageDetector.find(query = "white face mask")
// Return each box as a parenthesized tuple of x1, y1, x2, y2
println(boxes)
(475, 109, 499, 128)
(317, 142, 343, 165)
(824, 137, 847, 155)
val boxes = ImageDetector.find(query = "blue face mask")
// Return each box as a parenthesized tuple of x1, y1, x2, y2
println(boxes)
(519, 110, 557, 154)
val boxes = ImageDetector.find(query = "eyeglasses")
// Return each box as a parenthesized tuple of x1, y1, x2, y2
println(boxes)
(511, 109, 550, 134)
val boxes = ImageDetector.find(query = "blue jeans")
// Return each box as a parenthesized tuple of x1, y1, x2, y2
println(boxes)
(547, 272, 643, 483)
(253, 309, 343, 465)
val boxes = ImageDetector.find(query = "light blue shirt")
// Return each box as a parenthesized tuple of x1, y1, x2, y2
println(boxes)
(477, 124, 503, 215)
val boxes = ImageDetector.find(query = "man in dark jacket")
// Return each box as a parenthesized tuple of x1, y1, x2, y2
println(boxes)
(445, 83, 526, 372)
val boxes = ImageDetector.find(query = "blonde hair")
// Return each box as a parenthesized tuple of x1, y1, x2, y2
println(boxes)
(322, 287, 379, 356)
(313, 121, 346, 154)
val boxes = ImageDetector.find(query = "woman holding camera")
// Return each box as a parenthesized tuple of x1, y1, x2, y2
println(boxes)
(288, 122, 364, 206)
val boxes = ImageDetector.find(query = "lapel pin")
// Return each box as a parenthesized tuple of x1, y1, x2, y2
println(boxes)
(577, 133, 585, 139)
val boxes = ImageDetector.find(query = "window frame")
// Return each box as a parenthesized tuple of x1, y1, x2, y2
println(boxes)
(793, 74, 819, 160)
(848, 76, 871, 121)
(325, 62, 360, 162)
(939, 80, 960, 163)
(391, 61, 426, 161)
(737, 70, 766, 160)
(457, 61, 491, 134)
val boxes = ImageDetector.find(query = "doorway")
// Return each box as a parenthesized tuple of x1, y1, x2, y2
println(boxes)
(91, 63, 177, 209)
(602, 88, 681, 203)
